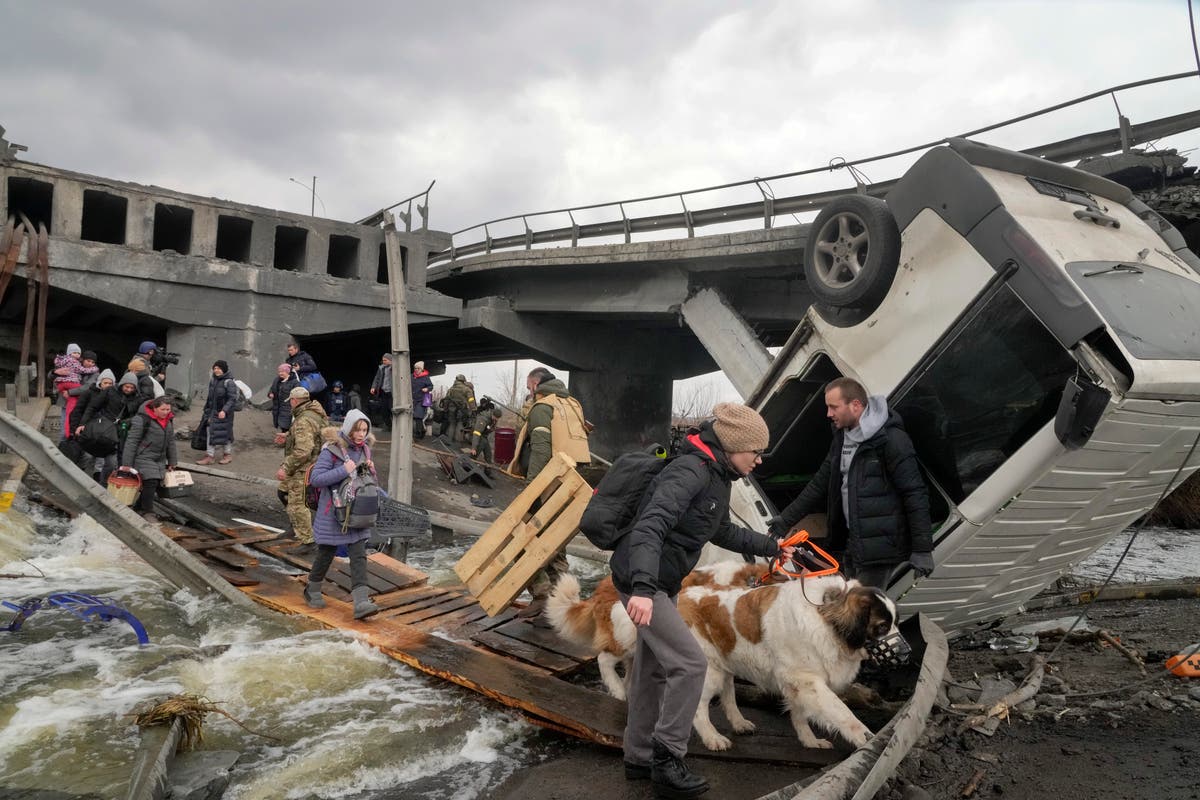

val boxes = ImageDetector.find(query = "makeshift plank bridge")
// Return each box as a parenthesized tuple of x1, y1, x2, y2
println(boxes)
(160, 498, 841, 768)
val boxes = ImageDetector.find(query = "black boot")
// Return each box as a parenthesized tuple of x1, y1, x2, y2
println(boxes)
(651, 740, 708, 799)
(624, 761, 651, 780)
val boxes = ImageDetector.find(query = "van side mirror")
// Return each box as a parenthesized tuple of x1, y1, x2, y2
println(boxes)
(1054, 375, 1110, 450)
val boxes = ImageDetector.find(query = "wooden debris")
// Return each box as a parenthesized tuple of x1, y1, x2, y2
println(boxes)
(1097, 629, 1147, 674)
(961, 767, 986, 797)
(958, 656, 1045, 734)
(454, 453, 591, 615)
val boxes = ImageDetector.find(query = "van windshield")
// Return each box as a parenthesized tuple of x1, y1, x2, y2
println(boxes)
(892, 284, 1077, 503)
(1067, 262, 1200, 361)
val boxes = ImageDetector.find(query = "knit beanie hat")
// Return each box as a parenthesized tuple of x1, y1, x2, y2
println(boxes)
(67, 343, 81, 356)
(213, 360, 229, 373)
(81, 350, 97, 362)
(97, 368, 116, 385)
(277, 363, 291, 374)
(118, 371, 138, 388)
(711, 402, 769, 454)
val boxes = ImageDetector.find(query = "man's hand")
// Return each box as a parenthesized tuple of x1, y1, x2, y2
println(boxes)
(626, 596, 653, 627)
(370, 388, 377, 396)
(908, 552, 935, 578)
(275, 468, 286, 481)
(217, 411, 226, 420)
(779, 544, 797, 562)
(166, 465, 175, 472)
(74, 426, 85, 436)
(470, 449, 478, 457)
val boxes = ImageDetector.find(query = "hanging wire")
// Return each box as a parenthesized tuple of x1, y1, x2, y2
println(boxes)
(1190, 0, 1200, 77)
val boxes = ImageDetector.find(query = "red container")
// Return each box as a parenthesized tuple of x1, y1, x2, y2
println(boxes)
(493, 427, 517, 465)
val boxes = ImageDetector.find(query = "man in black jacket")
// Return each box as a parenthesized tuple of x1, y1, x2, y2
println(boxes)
(771, 377, 934, 588)
(611, 403, 793, 798)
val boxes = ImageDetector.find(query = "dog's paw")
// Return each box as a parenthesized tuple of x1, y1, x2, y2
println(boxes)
(701, 732, 733, 751)
(844, 726, 871, 749)
(801, 735, 834, 749)
(610, 686, 626, 702)
(731, 718, 756, 735)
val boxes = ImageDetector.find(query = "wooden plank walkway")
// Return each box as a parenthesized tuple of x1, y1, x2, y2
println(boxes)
(158, 510, 845, 767)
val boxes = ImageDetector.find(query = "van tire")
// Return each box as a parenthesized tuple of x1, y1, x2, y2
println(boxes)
(804, 195, 901, 312)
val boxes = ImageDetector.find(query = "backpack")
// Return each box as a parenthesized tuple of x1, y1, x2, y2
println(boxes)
(328, 442, 381, 531)
(226, 379, 252, 412)
(578, 451, 674, 550)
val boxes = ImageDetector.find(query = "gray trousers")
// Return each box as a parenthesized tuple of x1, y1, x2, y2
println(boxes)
(618, 590, 707, 763)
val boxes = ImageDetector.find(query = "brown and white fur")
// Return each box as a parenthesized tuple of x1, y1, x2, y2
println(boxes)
(546, 561, 765, 700)
(678, 576, 899, 751)
(549, 569, 900, 751)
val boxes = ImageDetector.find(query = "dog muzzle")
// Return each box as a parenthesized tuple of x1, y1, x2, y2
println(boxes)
(865, 631, 912, 668)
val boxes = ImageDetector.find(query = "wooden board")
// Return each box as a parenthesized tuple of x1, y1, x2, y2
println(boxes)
(180, 532, 281, 552)
(489, 618, 599, 662)
(454, 453, 591, 615)
(366, 552, 428, 590)
(472, 629, 581, 673)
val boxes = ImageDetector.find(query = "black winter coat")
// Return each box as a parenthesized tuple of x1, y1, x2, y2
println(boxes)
(269, 374, 300, 430)
(79, 386, 141, 427)
(287, 350, 318, 377)
(778, 411, 932, 568)
(121, 402, 178, 479)
(611, 423, 781, 598)
(202, 374, 238, 445)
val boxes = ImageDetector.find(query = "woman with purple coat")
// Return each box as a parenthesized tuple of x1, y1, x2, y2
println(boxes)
(302, 409, 381, 620)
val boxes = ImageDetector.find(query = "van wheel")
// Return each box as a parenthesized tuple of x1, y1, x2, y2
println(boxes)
(804, 195, 901, 312)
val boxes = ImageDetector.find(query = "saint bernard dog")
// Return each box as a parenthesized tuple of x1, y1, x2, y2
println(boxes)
(548, 565, 904, 751)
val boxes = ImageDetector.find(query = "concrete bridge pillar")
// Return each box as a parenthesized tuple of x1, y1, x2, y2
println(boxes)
(680, 287, 772, 399)
(569, 369, 673, 461)
(165, 325, 296, 403)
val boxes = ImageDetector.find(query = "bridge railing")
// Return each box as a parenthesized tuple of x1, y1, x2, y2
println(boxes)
(428, 71, 1200, 269)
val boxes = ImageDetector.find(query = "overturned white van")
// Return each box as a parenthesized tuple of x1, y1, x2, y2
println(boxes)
(744, 138, 1200, 632)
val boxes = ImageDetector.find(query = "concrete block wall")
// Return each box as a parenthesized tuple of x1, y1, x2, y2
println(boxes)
(1, 161, 387, 283)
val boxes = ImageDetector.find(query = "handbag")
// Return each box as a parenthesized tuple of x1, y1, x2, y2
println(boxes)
(422, 392, 433, 408)
(78, 416, 119, 457)
(190, 417, 209, 451)
(301, 371, 327, 394)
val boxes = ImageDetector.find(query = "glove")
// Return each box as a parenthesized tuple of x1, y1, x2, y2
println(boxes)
(907, 552, 935, 578)
(767, 516, 788, 538)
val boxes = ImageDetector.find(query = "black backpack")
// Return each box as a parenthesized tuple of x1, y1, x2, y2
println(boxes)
(578, 451, 674, 550)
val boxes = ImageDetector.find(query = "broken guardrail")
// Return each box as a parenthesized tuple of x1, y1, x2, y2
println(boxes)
(0, 409, 263, 612)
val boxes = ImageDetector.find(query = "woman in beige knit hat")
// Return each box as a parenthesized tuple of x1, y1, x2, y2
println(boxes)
(608, 402, 794, 796)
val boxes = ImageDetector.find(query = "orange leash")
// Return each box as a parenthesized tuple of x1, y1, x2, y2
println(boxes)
(760, 529, 840, 583)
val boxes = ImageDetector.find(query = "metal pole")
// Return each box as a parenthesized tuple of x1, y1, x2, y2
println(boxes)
(382, 211, 413, 504)
(311, 176, 316, 217)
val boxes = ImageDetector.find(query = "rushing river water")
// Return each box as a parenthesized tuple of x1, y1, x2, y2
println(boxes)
(0, 500, 1196, 799)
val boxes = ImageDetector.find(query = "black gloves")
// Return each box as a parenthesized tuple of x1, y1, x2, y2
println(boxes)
(767, 516, 789, 539)
(907, 552, 935, 578)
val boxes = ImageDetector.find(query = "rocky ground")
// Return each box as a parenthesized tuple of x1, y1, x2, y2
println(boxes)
(79, 405, 1200, 799)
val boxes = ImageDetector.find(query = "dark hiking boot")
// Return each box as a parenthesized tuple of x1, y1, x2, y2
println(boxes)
(624, 761, 651, 780)
(303, 580, 325, 609)
(141, 512, 160, 524)
(352, 586, 380, 620)
(651, 740, 708, 799)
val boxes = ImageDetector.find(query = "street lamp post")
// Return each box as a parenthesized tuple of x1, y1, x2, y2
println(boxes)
(289, 175, 321, 217)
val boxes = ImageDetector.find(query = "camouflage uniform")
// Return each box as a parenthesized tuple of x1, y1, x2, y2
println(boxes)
(278, 400, 328, 544)
(444, 375, 475, 443)
(467, 408, 503, 463)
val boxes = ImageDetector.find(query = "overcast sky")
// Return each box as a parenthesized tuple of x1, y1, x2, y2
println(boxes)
(3, 0, 1198, 403)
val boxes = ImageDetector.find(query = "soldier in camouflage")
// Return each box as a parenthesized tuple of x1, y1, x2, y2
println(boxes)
(444, 374, 476, 443)
(466, 406, 504, 464)
(275, 386, 329, 552)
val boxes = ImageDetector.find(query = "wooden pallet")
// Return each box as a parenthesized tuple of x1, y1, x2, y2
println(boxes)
(454, 453, 591, 615)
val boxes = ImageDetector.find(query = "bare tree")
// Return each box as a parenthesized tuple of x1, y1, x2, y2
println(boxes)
(673, 381, 718, 427)
(493, 362, 523, 409)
